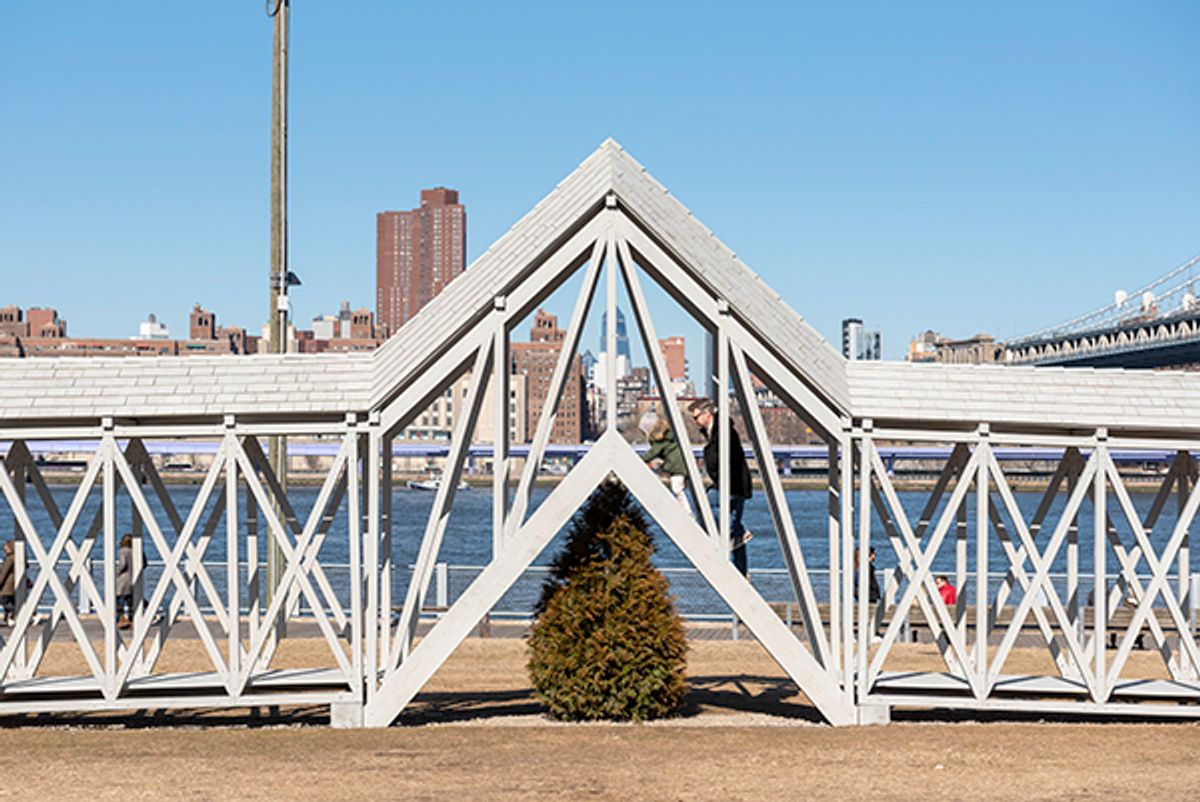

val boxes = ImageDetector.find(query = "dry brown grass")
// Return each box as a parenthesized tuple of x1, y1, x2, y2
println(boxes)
(0, 637, 1196, 800)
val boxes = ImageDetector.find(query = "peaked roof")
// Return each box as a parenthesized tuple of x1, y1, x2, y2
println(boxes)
(370, 139, 849, 413)
(847, 360, 1200, 433)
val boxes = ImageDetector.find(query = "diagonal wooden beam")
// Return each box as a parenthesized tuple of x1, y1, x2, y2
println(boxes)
(0, 443, 106, 686)
(1103, 455, 1200, 686)
(986, 451, 1100, 698)
(234, 436, 354, 685)
(366, 431, 626, 727)
(393, 343, 493, 666)
(242, 436, 349, 630)
(109, 441, 231, 695)
(866, 443, 981, 693)
(507, 235, 607, 536)
(615, 234, 717, 540)
(729, 343, 829, 666)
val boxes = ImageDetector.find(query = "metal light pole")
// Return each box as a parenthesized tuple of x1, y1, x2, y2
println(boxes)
(267, 0, 290, 615)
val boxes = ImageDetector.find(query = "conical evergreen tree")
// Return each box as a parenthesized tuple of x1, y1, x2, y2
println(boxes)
(527, 479, 688, 721)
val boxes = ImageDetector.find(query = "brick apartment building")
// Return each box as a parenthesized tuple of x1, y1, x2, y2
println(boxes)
(376, 188, 466, 338)
(0, 304, 255, 358)
(659, 336, 687, 383)
(304, 301, 380, 354)
(511, 309, 587, 443)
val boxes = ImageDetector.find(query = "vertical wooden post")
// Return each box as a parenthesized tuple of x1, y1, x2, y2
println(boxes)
(827, 439, 841, 676)
(975, 425, 990, 692)
(1094, 429, 1108, 700)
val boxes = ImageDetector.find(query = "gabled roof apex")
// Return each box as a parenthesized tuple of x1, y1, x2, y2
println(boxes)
(372, 140, 849, 413)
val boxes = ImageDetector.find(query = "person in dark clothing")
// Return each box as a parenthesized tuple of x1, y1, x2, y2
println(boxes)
(855, 546, 881, 604)
(116, 533, 134, 629)
(0, 540, 14, 626)
(688, 398, 753, 576)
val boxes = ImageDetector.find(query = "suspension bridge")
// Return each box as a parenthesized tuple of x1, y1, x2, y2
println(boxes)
(1005, 254, 1200, 367)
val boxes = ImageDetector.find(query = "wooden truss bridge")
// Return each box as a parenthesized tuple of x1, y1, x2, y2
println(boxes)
(3, 141, 1200, 726)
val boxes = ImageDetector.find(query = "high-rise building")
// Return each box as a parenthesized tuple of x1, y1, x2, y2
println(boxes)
(511, 309, 587, 443)
(599, 309, 631, 361)
(842, 318, 862, 359)
(842, 318, 882, 361)
(376, 188, 466, 338)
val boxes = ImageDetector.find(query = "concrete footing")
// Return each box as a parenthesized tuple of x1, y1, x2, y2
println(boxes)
(855, 703, 891, 725)
(330, 700, 365, 729)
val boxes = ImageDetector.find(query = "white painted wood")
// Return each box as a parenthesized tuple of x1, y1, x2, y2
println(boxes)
(605, 226, 618, 433)
(865, 443, 982, 693)
(610, 437, 855, 725)
(347, 426, 364, 699)
(365, 432, 625, 727)
(1094, 433, 1107, 701)
(225, 431, 241, 691)
(110, 443, 231, 693)
(717, 325, 730, 545)
(233, 438, 355, 684)
(975, 436, 989, 696)
(1102, 454, 1200, 683)
(730, 344, 829, 666)
(983, 491, 1076, 679)
(103, 436, 116, 695)
(366, 424, 382, 702)
(826, 440, 841, 677)
(242, 437, 349, 631)
(366, 431, 855, 727)
(986, 452, 1101, 698)
(839, 430, 854, 693)
(492, 323, 509, 556)
(378, 215, 609, 436)
(856, 433, 873, 699)
(615, 216, 844, 437)
(614, 234, 717, 539)
(507, 235, 607, 535)
(379, 431, 393, 673)
(394, 344, 493, 664)
(9, 142, 1200, 723)
(0, 448, 107, 684)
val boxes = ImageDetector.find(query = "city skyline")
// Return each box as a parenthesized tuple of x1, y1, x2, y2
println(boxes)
(2, 4, 1197, 364)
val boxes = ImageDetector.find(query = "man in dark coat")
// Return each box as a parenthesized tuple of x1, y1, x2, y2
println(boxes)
(0, 540, 15, 625)
(688, 398, 753, 576)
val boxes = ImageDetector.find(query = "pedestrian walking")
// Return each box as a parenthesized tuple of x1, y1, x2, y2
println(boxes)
(687, 398, 753, 576)
(116, 533, 134, 630)
(855, 546, 881, 604)
(0, 540, 15, 626)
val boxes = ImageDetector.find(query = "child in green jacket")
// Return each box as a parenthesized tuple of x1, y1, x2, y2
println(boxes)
(643, 418, 692, 517)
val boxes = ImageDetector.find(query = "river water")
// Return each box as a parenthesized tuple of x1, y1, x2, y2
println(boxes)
(5, 484, 1195, 617)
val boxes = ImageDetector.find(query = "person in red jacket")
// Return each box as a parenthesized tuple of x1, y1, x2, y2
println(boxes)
(935, 575, 957, 606)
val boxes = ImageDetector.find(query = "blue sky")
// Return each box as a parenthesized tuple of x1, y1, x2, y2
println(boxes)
(2, 2, 1198, 369)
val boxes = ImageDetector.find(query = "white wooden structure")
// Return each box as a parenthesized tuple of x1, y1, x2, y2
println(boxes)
(3, 140, 1200, 726)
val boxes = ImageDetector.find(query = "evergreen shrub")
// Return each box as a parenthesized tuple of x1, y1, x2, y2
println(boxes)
(527, 480, 688, 721)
